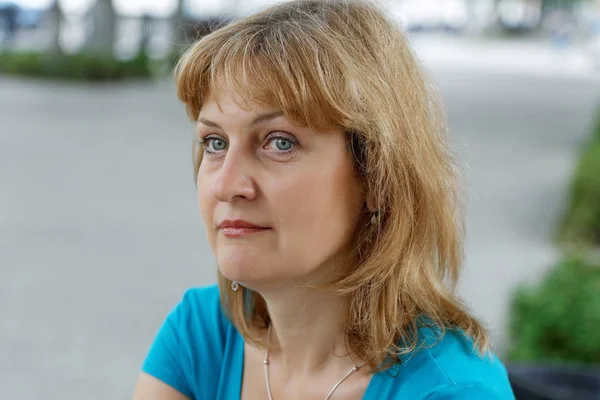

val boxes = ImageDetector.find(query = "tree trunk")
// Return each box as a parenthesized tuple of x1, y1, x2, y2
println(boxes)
(86, 0, 116, 55)
(48, 0, 62, 53)
(171, 0, 187, 47)
(465, 0, 479, 34)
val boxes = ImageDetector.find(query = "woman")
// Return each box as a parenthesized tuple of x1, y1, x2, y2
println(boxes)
(133, 0, 515, 399)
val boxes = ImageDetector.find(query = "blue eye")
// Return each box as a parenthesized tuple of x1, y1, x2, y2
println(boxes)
(274, 138, 293, 151)
(204, 137, 227, 153)
(211, 139, 227, 151)
(265, 135, 296, 153)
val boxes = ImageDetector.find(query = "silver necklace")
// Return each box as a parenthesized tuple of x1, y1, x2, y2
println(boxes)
(262, 325, 366, 400)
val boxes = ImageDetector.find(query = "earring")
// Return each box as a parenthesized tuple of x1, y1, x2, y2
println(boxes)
(231, 281, 239, 291)
(370, 212, 379, 225)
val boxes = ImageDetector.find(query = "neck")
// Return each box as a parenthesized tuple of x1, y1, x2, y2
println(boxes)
(259, 284, 359, 378)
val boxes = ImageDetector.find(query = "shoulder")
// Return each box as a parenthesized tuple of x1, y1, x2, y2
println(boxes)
(416, 328, 514, 399)
(368, 328, 515, 399)
(162, 284, 232, 354)
(162, 285, 230, 343)
(141, 285, 237, 399)
(177, 284, 226, 324)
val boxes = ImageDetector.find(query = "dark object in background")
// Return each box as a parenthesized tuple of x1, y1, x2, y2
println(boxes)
(168, 16, 233, 68)
(188, 16, 233, 40)
(509, 365, 600, 400)
(0, 1, 45, 30)
(0, 2, 19, 40)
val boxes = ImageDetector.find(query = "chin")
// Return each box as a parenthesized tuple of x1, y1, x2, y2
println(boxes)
(216, 245, 266, 284)
(216, 248, 297, 291)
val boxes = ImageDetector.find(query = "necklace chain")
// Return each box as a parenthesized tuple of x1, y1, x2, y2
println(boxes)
(262, 325, 366, 400)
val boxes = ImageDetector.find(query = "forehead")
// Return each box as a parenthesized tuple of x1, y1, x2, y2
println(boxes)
(197, 87, 347, 140)
(196, 66, 340, 133)
(200, 84, 276, 116)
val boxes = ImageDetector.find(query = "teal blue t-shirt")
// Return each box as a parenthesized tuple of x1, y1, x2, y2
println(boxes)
(141, 285, 515, 399)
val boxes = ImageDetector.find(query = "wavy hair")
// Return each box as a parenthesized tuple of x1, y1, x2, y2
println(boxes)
(175, 0, 489, 371)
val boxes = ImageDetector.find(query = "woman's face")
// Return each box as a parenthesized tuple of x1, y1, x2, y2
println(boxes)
(196, 87, 364, 290)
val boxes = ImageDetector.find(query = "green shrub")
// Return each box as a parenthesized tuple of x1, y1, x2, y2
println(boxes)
(557, 111, 600, 246)
(508, 255, 600, 366)
(0, 50, 153, 81)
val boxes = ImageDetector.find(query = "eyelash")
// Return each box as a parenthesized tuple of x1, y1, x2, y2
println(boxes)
(200, 133, 297, 156)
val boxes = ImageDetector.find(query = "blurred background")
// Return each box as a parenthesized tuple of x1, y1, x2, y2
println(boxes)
(1, 0, 600, 399)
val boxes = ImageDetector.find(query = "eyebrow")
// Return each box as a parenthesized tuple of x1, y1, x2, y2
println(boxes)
(197, 111, 284, 129)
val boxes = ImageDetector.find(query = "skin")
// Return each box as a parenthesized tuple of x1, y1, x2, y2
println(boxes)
(134, 86, 372, 399)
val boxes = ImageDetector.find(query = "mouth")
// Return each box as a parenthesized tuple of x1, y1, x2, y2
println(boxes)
(218, 219, 271, 238)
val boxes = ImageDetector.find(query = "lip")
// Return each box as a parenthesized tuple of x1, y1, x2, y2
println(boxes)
(218, 219, 270, 238)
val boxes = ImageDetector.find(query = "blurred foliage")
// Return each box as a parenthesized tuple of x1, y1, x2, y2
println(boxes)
(0, 50, 153, 81)
(508, 255, 600, 366)
(556, 111, 600, 247)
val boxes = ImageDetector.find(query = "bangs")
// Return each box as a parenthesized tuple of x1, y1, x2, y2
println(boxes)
(175, 18, 361, 133)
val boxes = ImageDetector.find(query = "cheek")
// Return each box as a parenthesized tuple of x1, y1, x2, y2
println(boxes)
(274, 161, 362, 253)
(196, 175, 215, 240)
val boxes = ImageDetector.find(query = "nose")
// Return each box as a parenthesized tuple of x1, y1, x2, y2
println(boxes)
(212, 147, 258, 203)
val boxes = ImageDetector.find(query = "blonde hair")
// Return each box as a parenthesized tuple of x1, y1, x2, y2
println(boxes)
(175, 0, 489, 371)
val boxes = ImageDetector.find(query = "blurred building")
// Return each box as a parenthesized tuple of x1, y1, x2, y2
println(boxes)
(392, 0, 543, 34)
(497, 0, 543, 31)
(393, 0, 472, 33)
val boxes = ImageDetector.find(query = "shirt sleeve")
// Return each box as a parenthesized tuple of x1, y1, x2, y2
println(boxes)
(141, 293, 194, 399)
(424, 382, 510, 400)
